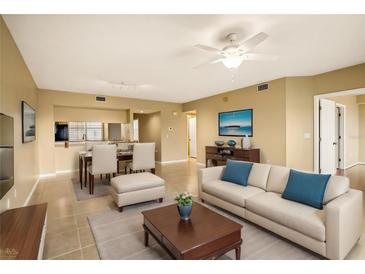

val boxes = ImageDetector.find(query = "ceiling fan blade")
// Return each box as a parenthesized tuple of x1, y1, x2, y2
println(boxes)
(238, 32, 269, 53)
(194, 44, 222, 53)
(193, 57, 223, 69)
(241, 53, 278, 61)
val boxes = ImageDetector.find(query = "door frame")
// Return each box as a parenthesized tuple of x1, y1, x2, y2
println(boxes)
(314, 87, 365, 173)
(335, 104, 346, 169)
(186, 113, 197, 158)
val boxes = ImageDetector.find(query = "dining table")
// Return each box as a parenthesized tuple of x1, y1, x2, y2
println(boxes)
(78, 149, 133, 189)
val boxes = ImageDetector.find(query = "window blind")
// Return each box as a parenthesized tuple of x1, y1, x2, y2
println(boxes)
(68, 122, 86, 141)
(86, 122, 103, 141)
(68, 122, 103, 141)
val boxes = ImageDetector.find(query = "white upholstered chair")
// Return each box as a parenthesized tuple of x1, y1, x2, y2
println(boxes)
(130, 143, 156, 174)
(85, 142, 93, 151)
(88, 144, 117, 194)
(117, 143, 134, 174)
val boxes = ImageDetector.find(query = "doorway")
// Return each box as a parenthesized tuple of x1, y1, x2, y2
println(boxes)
(335, 105, 345, 169)
(314, 87, 365, 174)
(316, 99, 345, 174)
(187, 114, 197, 158)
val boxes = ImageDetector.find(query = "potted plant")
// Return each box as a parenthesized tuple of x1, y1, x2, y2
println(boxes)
(175, 192, 193, 221)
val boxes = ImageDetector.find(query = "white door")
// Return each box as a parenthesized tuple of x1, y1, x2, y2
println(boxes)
(319, 99, 336, 174)
(188, 117, 197, 158)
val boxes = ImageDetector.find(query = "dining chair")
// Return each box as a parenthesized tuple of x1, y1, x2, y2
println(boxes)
(117, 143, 133, 174)
(85, 142, 94, 151)
(130, 143, 156, 174)
(88, 144, 117, 194)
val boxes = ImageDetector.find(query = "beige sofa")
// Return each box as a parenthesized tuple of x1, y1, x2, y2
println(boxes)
(198, 163, 363, 259)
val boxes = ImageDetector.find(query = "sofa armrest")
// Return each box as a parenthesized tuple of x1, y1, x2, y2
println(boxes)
(325, 189, 363, 259)
(198, 166, 225, 197)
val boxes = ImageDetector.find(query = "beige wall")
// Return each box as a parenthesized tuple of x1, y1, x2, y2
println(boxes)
(55, 143, 84, 172)
(54, 106, 128, 123)
(359, 104, 365, 162)
(329, 95, 359, 167)
(183, 78, 287, 165)
(286, 64, 365, 171)
(285, 77, 315, 171)
(0, 17, 39, 212)
(134, 112, 162, 161)
(52, 106, 128, 172)
(183, 63, 365, 170)
(38, 89, 187, 174)
(357, 94, 365, 104)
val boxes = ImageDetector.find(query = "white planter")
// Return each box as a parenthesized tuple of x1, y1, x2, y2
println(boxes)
(241, 135, 251, 149)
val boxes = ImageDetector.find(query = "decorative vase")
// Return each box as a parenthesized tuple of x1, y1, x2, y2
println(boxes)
(241, 135, 251, 149)
(215, 140, 225, 147)
(227, 140, 236, 147)
(177, 204, 193, 221)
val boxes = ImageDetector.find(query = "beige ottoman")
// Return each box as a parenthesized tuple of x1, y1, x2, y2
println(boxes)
(110, 172, 165, 212)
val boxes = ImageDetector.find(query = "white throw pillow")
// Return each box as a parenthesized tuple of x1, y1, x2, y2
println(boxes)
(266, 165, 290, 194)
(247, 163, 271, 190)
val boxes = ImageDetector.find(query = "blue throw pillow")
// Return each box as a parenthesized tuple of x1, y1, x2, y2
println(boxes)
(222, 159, 253, 186)
(282, 169, 331, 209)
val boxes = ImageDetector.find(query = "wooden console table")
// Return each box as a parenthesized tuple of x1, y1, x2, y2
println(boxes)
(0, 203, 47, 260)
(205, 146, 260, 167)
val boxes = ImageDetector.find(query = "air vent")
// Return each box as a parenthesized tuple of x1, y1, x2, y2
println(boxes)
(257, 83, 269, 92)
(95, 96, 106, 102)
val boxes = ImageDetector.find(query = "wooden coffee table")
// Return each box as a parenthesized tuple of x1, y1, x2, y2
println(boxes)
(142, 202, 242, 260)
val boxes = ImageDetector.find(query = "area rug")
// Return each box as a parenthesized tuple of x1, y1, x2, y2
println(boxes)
(88, 199, 321, 260)
(72, 177, 111, 201)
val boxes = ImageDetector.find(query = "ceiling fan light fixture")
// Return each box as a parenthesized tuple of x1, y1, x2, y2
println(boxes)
(221, 56, 243, 69)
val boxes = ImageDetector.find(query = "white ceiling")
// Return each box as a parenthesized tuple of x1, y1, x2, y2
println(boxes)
(4, 15, 365, 103)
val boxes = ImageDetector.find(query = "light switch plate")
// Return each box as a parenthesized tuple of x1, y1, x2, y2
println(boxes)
(304, 132, 311, 139)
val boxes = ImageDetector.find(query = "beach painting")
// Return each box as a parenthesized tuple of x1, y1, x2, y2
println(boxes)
(218, 109, 253, 136)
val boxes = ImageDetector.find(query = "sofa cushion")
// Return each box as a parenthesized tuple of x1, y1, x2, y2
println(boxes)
(282, 170, 330, 209)
(246, 192, 326, 241)
(323, 175, 349, 204)
(247, 163, 271, 190)
(202, 179, 264, 207)
(111, 172, 165, 193)
(266, 165, 290, 193)
(221, 159, 253, 186)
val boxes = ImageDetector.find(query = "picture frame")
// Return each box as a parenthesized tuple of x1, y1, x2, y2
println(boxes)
(21, 101, 36, 143)
(218, 108, 253, 137)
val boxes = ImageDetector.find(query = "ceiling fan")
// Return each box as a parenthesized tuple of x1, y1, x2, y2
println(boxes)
(194, 32, 278, 69)
(109, 81, 137, 91)
(104, 81, 154, 92)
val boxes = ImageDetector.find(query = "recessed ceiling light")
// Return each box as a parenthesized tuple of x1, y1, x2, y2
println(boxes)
(140, 110, 144, 113)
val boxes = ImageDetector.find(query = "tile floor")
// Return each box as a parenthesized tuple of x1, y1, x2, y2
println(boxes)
(28, 160, 365, 259)
(28, 159, 201, 259)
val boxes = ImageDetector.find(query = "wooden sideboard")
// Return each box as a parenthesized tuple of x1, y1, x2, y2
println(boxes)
(205, 146, 260, 167)
(0, 203, 47, 260)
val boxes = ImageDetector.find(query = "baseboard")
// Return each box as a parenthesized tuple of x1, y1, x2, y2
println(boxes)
(40, 170, 78, 178)
(39, 173, 57, 178)
(24, 176, 40, 206)
(56, 169, 78, 174)
(160, 159, 188, 165)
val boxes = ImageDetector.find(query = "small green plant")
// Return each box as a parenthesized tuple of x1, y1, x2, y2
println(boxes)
(175, 192, 193, 206)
